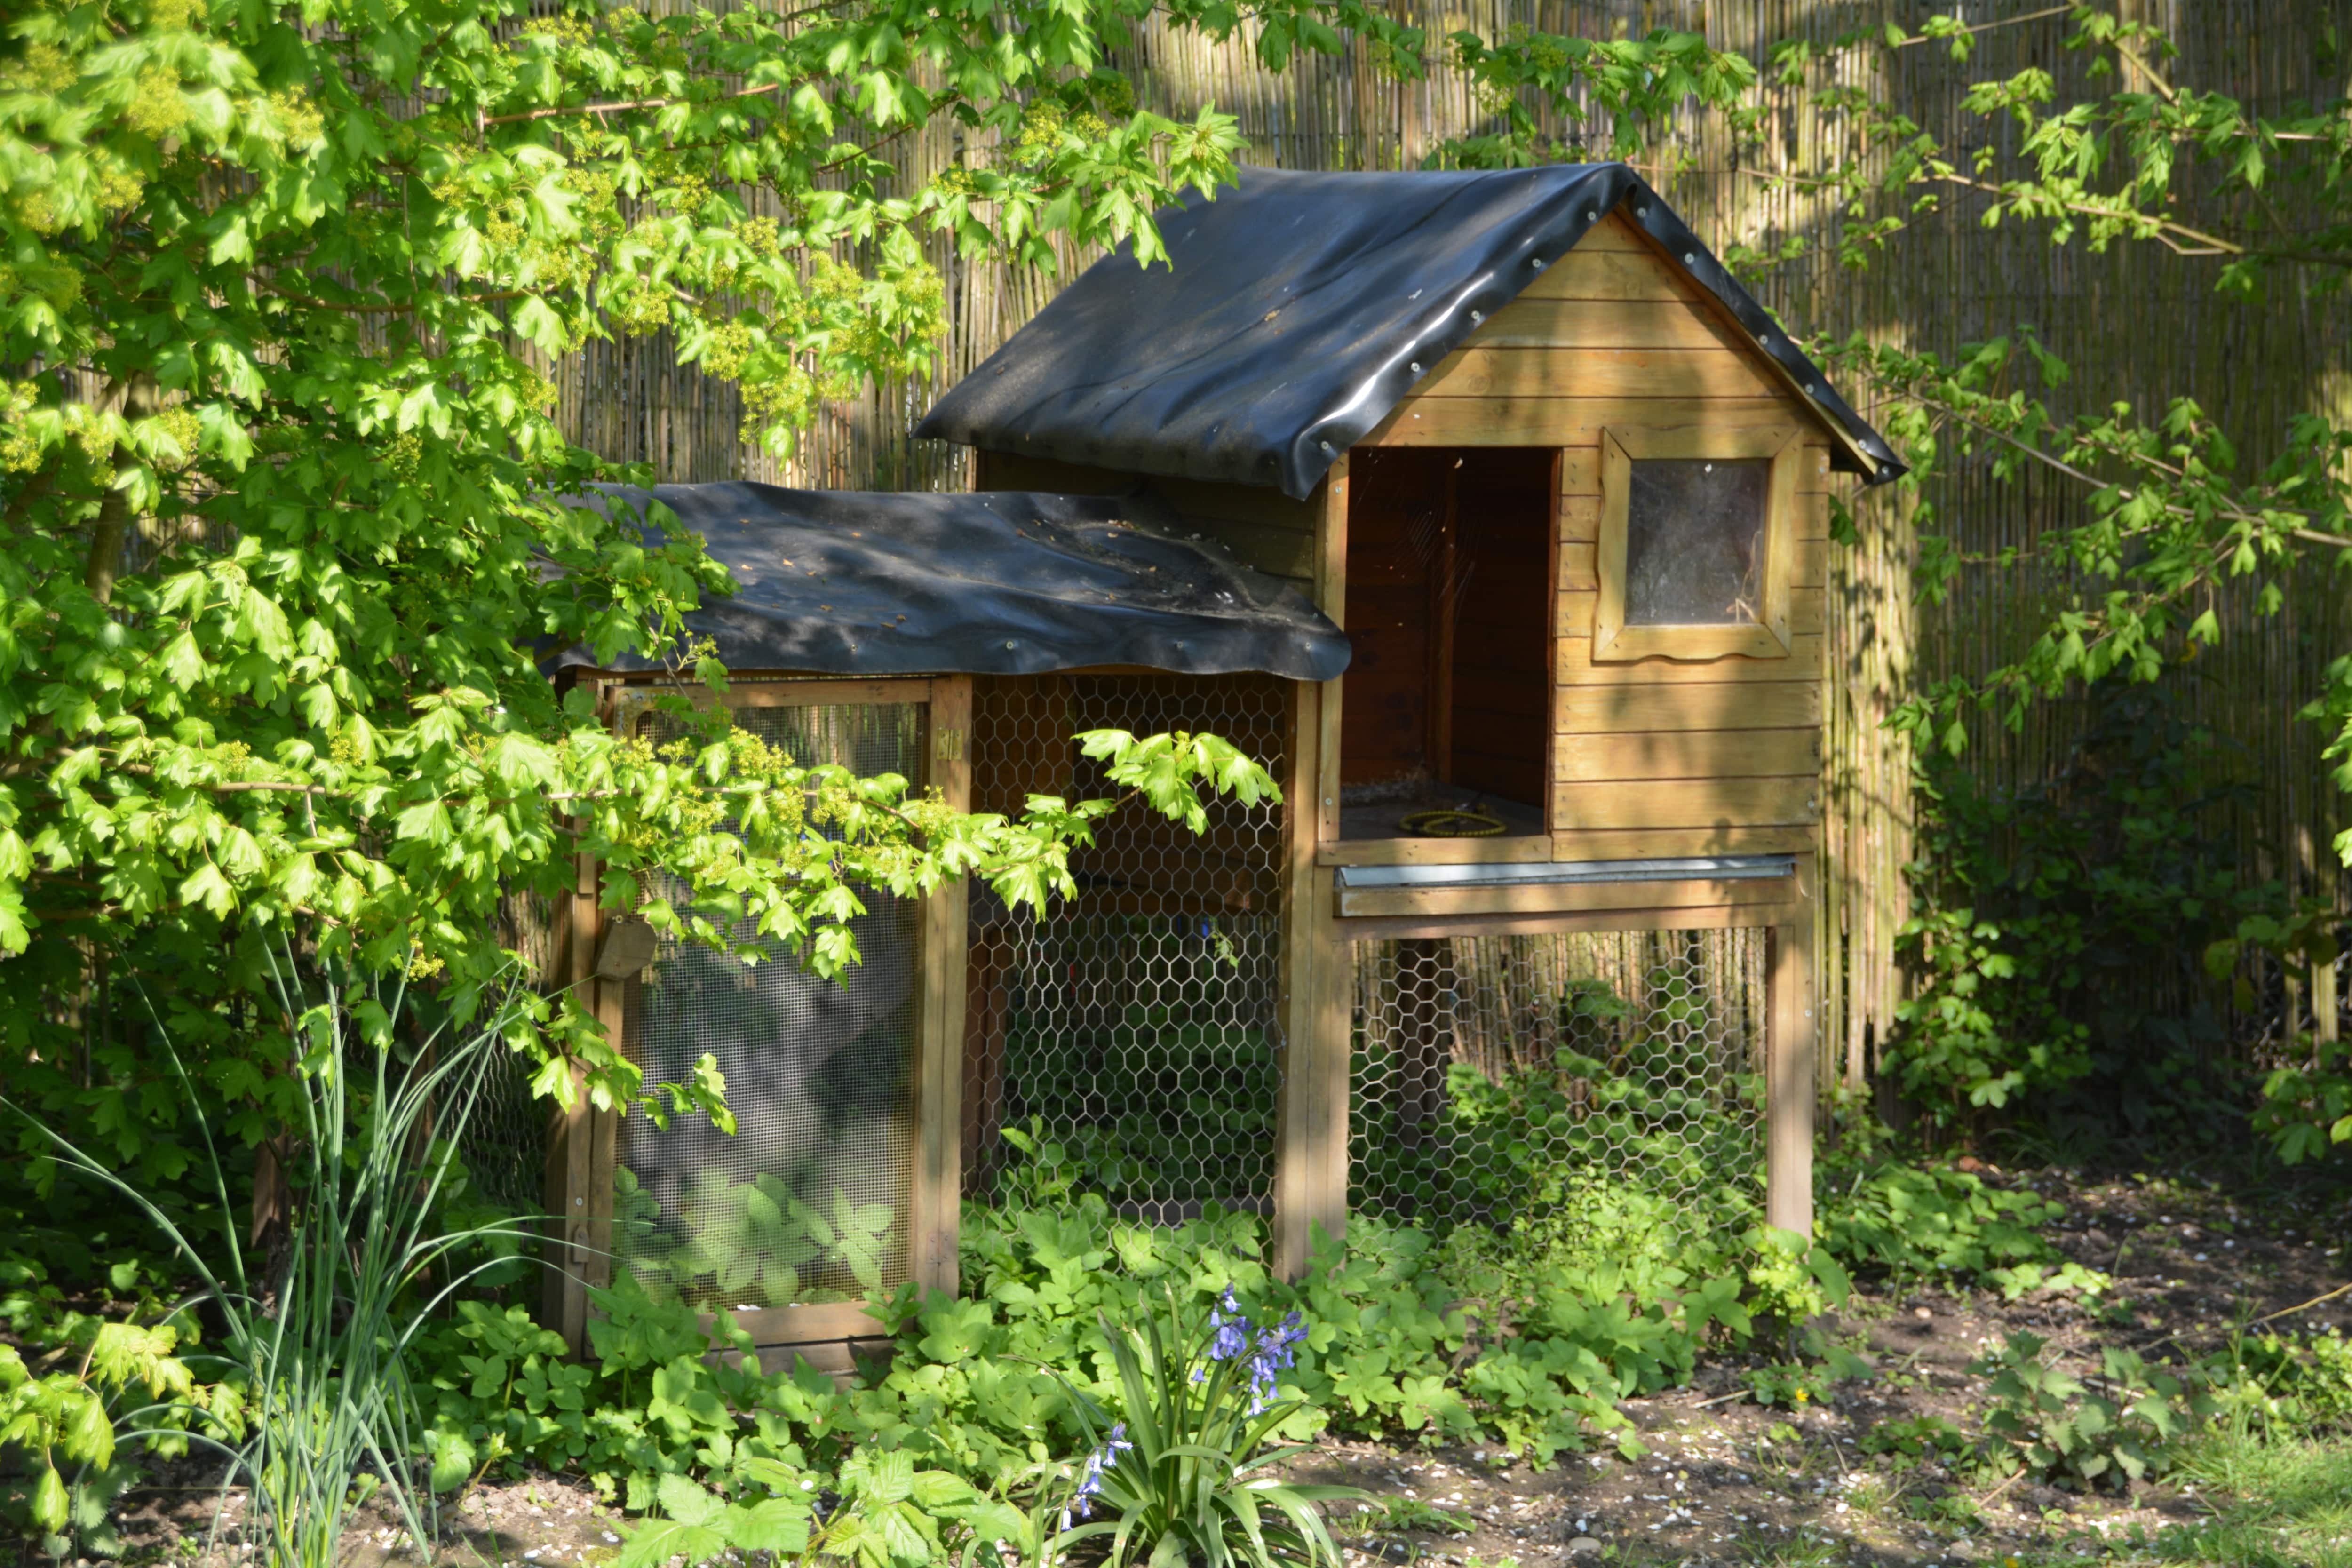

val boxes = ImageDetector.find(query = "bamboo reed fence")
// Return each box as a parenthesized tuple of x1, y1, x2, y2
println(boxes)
(551, 0, 2352, 1099)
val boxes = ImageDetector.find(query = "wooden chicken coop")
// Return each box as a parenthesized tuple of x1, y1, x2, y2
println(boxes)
(544, 163, 1903, 1364)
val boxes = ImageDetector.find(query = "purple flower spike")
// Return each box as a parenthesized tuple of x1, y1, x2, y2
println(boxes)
(1208, 1288, 1251, 1361)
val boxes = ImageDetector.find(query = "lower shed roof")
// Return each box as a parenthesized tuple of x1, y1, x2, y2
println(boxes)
(553, 482, 1351, 682)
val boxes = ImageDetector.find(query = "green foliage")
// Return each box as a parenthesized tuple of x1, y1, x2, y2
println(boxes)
(1050, 1289, 1361, 1568)
(0, 1316, 214, 1559)
(1971, 1331, 2208, 1493)
(1857, 1412, 1971, 1466)
(1353, 978, 1764, 1241)
(2204, 1328, 2352, 1438)
(617, 1169, 898, 1309)
(1890, 687, 2273, 1138)
(1814, 1158, 2100, 1295)
(613, 1450, 1026, 1568)
(2206, 907, 2352, 1164)
(0, 0, 1322, 1203)
(7, 958, 549, 1568)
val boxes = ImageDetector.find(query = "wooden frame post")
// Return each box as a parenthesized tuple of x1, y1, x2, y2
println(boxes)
(912, 676, 973, 1301)
(1273, 681, 1343, 1278)
(1765, 903, 1817, 1238)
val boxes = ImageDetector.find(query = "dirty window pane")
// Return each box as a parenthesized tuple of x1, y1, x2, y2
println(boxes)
(620, 701, 923, 1311)
(1623, 459, 1769, 626)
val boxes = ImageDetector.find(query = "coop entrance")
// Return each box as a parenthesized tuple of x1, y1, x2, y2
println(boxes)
(609, 683, 958, 1339)
(1338, 446, 1557, 843)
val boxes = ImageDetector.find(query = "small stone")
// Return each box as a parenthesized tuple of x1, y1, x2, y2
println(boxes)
(1914, 1307, 1932, 1320)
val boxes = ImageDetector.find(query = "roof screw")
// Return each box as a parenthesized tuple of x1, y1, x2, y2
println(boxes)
(1529, 257, 1544, 271)
(1409, 361, 1422, 374)
(1807, 383, 1820, 396)
(1582, 209, 1595, 222)
(1635, 204, 1648, 217)
(1003, 639, 1017, 650)
(1759, 336, 1772, 350)
(1470, 310, 1483, 323)
(1683, 252, 1697, 265)
(1319, 440, 1335, 454)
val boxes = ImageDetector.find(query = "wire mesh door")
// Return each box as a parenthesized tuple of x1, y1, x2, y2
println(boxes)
(615, 696, 928, 1313)
(1349, 928, 1767, 1247)
(962, 672, 1292, 1231)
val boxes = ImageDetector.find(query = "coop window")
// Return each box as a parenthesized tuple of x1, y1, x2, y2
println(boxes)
(1595, 427, 1802, 661)
(612, 686, 933, 1321)
(1336, 446, 1557, 844)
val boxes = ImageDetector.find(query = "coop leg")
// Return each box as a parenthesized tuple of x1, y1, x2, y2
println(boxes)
(1766, 915, 1816, 1239)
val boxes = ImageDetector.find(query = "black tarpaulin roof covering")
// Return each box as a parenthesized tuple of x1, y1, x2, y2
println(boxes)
(915, 163, 1906, 500)
(551, 482, 1351, 680)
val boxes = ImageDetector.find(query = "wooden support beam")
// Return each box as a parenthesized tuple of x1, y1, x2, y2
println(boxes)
(1274, 680, 1342, 1279)
(1766, 907, 1817, 1239)
(914, 675, 973, 1300)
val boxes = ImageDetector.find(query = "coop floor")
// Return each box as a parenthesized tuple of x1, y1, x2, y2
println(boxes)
(1338, 784, 1547, 842)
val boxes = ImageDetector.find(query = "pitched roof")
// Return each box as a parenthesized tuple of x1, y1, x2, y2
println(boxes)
(550, 483, 1350, 680)
(915, 164, 1905, 500)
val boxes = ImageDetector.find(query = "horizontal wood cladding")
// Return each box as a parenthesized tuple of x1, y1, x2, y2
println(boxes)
(972, 450, 1317, 583)
(1335, 872, 1794, 921)
(1558, 587, 1826, 639)
(1554, 727, 1819, 783)
(1462, 298, 1740, 352)
(1513, 244, 1708, 303)
(1555, 680, 1821, 733)
(1367, 396, 1810, 448)
(1560, 447, 1833, 498)
(1553, 775, 1818, 831)
(1415, 347, 1780, 402)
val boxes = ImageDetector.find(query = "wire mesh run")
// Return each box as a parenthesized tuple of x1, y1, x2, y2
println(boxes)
(962, 672, 1291, 1226)
(617, 700, 927, 1311)
(1349, 929, 1767, 1244)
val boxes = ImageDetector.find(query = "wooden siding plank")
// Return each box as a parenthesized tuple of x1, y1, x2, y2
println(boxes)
(1514, 246, 1706, 303)
(1465, 297, 1745, 352)
(1416, 346, 1779, 402)
(1553, 727, 1820, 783)
(1555, 680, 1822, 734)
(1553, 775, 1818, 830)
(1368, 396, 1808, 448)
(1565, 454, 1834, 498)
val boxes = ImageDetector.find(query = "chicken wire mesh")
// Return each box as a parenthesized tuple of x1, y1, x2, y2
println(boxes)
(614, 699, 928, 1311)
(962, 672, 1291, 1226)
(1349, 928, 1768, 1245)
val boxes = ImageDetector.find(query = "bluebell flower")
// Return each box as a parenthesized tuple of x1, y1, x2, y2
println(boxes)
(1208, 1288, 1249, 1361)
(1244, 1311, 1307, 1414)
(1071, 1422, 1134, 1520)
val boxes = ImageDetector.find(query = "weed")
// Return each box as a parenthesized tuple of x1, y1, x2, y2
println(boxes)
(1971, 1331, 2208, 1492)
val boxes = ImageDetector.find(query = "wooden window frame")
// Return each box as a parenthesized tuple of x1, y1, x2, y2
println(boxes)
(548, 673, 969, 1355)
(1594, 426, 1803, 662)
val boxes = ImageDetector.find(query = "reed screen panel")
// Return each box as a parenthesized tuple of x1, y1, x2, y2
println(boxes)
(1348, 929, 1767, 1244)
(617, 700, 928, 1311)
(962, 672, 1291, 1231)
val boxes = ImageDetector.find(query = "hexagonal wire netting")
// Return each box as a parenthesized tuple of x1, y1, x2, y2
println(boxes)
(1348, 929, 1768, 1246)
(962, 672, 1292, 1228)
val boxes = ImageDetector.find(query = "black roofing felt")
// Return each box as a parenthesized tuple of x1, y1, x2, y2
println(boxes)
(915, 163, 1906, 500)
(551, 482, 1351, 681)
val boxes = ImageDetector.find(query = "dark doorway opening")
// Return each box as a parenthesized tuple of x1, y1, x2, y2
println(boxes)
(1338, 446, 1557, 842)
